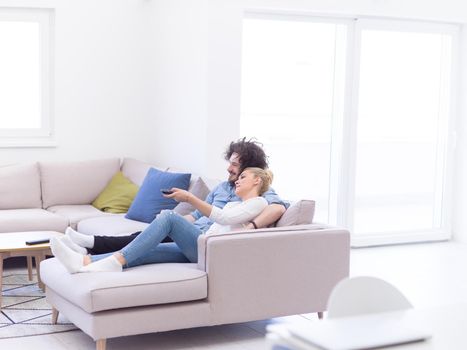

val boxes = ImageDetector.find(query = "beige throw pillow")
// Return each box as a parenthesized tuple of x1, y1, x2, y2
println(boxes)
(276, 200, 315, 227)
(173, 177, 211, 216)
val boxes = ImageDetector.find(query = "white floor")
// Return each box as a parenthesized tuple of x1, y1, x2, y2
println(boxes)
(2, 241, 466, 350)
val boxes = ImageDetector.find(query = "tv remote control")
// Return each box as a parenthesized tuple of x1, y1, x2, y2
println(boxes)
(25, 238, 50, 245)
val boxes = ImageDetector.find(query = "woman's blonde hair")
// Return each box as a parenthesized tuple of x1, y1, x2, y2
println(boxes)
(242, 167, 273, 195)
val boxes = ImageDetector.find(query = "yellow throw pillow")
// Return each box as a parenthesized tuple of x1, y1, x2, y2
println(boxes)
(92, 171, 139, 213)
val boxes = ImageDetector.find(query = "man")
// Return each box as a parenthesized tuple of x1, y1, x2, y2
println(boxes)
(65, 138, 287, 257)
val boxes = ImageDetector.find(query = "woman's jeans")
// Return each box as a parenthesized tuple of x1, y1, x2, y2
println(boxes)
(90, 211, 202, 268)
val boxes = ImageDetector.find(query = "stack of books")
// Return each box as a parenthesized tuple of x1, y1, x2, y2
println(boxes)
(266, 310, 431, 350)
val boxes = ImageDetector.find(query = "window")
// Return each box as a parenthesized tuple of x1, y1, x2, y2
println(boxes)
(0, 8, 53, 146)
(241, 14, 457, 245)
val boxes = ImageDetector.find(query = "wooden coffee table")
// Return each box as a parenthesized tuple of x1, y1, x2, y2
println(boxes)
(0, 231, 63, 309)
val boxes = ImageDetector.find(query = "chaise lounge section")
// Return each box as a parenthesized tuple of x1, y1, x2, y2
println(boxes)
(41, 224, 350, 350)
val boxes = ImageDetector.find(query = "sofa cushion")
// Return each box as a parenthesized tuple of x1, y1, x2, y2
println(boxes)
(0, 163, 42, 209)
(40, 158, 121, 208)
(126, 168, 191, 223)
(121, 158, 168, 187)
(40, 259, 208, 313)
(276, 200, 316, 227)
(0, 209, 68, 233)
(92, 171, 139, 213)
(47, 205, 115, 230)
(77, 214, 149, 236)
(173, 177, 211, 216)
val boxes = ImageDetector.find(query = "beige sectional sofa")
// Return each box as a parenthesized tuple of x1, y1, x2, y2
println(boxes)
(0, 158, 350, 350)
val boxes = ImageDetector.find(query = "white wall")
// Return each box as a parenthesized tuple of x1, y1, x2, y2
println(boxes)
(148, 0, 209, 173)
(0, 0, 156, 165)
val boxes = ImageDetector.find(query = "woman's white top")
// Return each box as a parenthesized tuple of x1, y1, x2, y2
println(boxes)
(206, 197, 268, 235)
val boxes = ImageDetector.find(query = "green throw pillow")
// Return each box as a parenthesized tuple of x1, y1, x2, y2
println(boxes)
(92, 171, 139, 213)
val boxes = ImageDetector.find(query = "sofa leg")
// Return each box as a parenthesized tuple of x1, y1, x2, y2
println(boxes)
(27, 256, 33, 281)
(52, 308, 59, 324)
(96, 339, 106, 350)
(317, 311, 324, 319)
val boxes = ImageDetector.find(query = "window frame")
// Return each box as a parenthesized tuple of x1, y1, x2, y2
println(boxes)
(0, 7, 54, 147)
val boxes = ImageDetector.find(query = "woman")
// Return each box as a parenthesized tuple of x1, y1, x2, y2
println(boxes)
(51, 167, 273, 273)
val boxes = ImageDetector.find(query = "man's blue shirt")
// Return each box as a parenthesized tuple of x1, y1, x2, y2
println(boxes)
(190, 181, 288, 232)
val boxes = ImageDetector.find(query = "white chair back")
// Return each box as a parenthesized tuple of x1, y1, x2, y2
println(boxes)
(327, 276, 412, 319)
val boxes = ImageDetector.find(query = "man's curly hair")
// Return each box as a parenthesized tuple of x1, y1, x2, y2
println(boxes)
(224, 137, 268, 172)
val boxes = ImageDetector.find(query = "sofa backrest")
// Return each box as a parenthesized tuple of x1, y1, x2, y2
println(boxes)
(0, 163, 42, 209)
(121, 158, 168, 187)
(166, 166, 221, 192)
(39, 158, 121, 208)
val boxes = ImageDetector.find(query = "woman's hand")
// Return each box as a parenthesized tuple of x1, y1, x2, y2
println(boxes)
(163, 188, 192, 203)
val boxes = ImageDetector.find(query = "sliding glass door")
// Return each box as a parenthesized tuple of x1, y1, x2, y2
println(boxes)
(241, 14, 457, 245)
(351, 20, 455, 243)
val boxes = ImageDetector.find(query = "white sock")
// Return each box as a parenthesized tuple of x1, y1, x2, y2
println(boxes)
(61, 236, 88, 255)
(50, 237, 84, 274)
(66, 227, 94, 248)
(79, 255, 123, 273)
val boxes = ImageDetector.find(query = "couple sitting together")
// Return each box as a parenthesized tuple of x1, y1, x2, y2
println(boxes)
(51, 138, 288, 273)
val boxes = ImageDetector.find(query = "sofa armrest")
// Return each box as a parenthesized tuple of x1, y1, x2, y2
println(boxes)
(197, 223, 338, 270)
(197, 224, 350, 324)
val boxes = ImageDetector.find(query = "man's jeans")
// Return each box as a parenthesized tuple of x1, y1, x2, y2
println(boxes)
(90, 211, 202, 268)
